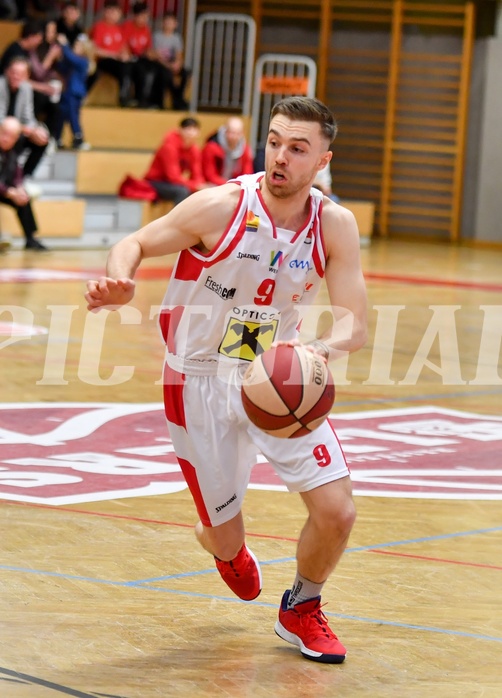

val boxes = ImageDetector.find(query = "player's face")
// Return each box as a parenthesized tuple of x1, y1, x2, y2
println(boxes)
(264, 115, 329, 199)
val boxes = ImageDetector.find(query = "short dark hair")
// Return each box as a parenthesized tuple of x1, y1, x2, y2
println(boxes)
(163, 12, 176, 20)
(180, 117, 199, 129)
(132, 1, 148, 14)
(270, 97, 337, 144)
(21, 19, 44, 39)
(103, 0, 121, 9)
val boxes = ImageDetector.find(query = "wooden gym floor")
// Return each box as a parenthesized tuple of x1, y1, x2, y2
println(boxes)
(0, 239, 501, 697)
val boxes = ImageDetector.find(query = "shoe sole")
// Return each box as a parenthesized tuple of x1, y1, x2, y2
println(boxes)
(274, 620, 346, 664)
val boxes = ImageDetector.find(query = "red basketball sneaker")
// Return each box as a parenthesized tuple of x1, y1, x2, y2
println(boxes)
(214, 544, 262, 600)
(275, 590, 346, 663)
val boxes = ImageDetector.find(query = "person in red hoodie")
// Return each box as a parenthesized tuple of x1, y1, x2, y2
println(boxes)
(144, 117, 208, 205)
(202, 117, 254, 186)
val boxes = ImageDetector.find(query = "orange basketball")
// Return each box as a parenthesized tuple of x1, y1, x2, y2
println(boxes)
(241, 344, 335, 438)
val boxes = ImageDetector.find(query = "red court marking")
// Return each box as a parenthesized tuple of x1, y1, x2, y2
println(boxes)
(365, 272, 502, 293)
(370, 548, 502, 571)
(2, 500, 299, 543)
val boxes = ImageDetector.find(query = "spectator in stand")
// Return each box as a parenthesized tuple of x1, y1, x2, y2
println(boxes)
(54, 33, 92, 150)
(0, 19, 43, 74)
(202, 117, 254, 186)
(0, 58, 49, 178)
(144, 117, 208, 205)
(0, 116, 47, 250)
(313, 162, 340, 203)
(122, 1, 157, 108)
(89, 0, 133, 107)
(0, 0, 17, 19)
(29, 19, 63, 139)
(152, 12, 189, 110)
(56, 1, 84, 48)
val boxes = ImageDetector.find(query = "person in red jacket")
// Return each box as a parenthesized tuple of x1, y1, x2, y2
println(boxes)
(144, 117, 208, 205)
(202, 117, 254, 185)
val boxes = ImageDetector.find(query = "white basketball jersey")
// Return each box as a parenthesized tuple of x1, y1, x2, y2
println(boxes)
(159, 173, 327, 374)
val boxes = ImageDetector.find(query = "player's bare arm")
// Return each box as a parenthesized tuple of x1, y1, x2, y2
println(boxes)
(312, 200, 368, 359)
(85, 183, 242, 310)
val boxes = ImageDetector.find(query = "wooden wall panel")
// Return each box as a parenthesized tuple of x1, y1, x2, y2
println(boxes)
(192, 0, 475, 240)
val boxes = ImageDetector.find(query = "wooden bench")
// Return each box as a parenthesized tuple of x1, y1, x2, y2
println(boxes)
(75, 150, 152, 195)
(0, 199, 86, 239)
(65, 107, 250, 151)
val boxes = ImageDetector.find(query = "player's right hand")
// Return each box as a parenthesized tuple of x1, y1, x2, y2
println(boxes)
(85, 277, 136, 311)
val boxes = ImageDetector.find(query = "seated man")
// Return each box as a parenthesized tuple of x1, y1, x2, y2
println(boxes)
(0, 58, 49, 178)
(0, 116, 47, 250)
(202, 117, 254, 185)
(144, 117, 207, 205)
(89, 0, 133, 107)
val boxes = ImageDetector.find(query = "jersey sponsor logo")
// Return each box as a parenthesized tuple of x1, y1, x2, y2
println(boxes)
(237, 252, 260, 261)
(289, 259, 313, 272)
(0, 405, 500, 504)
(269, 250, 286, 274)
(292, 282, 314, 303)
(245, 211, 260, 232)
(204, 275, 236, 300)
(218, 316, 278, 361)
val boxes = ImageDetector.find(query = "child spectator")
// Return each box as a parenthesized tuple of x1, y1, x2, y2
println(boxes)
(89, 0, 133, 107)
(152, 12, 189, 110)
(54, 33, 92, 150)
(56, 1, 84, 48)
(122, 1, 157, 108)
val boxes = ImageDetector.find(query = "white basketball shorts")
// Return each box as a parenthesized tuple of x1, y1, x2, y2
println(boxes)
(163, 364, 350, 527)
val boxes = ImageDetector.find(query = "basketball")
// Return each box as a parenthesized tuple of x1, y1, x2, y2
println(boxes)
(241, 344, 335, 438)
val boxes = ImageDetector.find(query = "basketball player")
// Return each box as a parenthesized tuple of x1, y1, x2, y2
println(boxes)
(85, 97, 367, 664)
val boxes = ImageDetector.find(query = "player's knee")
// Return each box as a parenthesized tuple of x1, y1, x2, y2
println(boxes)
(314, 498, 356, 539)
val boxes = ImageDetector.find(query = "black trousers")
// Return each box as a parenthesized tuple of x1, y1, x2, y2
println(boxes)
(33, 91, 61, 137)
(131, 57, 158, 106)
(14, 135, 48, 177)
(147, 179, 190, 205)
(88, 58, 133, 106)
(152, 64, 190, 109)
(0, 195, 37, 240)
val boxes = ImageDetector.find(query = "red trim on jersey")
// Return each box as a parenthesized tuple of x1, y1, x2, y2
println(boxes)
(256, 187, 314, 243)
(162, 364, 186, 428)
(177, 457, 212, 526)
(174, 249, 206, 281)
(159, 306, 184, 352)
(312, 215, 326, 278)
(290, 197, 314, 244)
(190, 187, 245, 262)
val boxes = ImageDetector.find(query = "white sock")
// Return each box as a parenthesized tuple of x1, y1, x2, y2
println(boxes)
(287, 573, 324, 607)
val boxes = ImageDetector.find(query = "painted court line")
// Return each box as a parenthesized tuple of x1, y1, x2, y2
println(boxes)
(369, 549, 502, 571)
